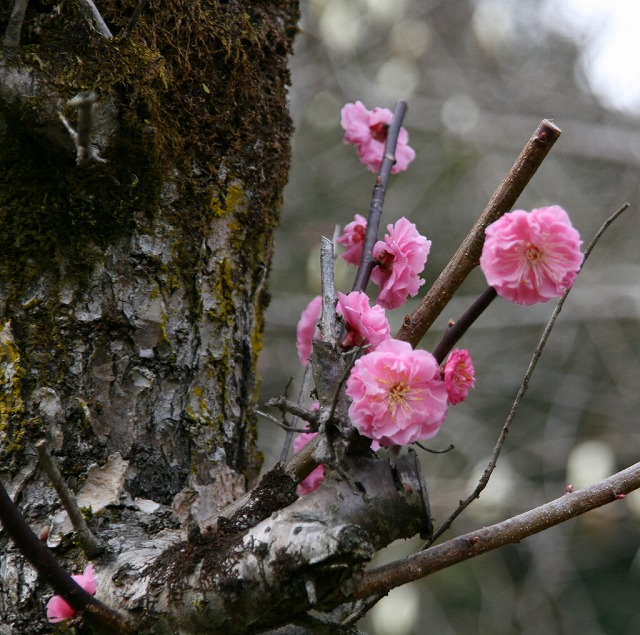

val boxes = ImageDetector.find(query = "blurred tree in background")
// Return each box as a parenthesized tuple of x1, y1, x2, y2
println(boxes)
(260, 1, 640, 633)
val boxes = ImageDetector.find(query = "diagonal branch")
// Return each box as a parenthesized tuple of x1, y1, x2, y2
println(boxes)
(352, 459, 640, 599)
(396, 119, 562, 348)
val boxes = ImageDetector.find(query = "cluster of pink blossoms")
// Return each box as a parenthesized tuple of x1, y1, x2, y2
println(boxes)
(293, 104, 584, 496)
(341, 101, 415, 174)
(46, 563, 97, 623)
(337, 215, 430, 310)
(296, 291, 391, 365)
(480, 205, 583, 305)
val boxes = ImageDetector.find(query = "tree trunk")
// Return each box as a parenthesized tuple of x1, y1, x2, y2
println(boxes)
(0, 1, 298, 631)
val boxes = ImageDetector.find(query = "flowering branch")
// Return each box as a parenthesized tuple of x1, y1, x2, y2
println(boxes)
(427, 201, 631, 545)
(351, 101, 408, 294)
(0, 477, 133, 633)
(35, 439, 106, 559)
(351, 459, 640, 600)
(397, 119, 562, 348)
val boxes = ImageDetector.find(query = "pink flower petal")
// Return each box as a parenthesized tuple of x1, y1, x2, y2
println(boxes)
(444, 349, 475, 405)
(337, 214, 368, 265)
(341, 102, 416, 174)
(346, 338, 448, 446)
(296, 295, 322, 365)
(480, 205, 583, 305)
(337, 291, 390, 350)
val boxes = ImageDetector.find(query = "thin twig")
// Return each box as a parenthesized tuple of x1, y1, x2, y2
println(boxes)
(264, 397, 319, 426)
(77, 0, 113, 39)
(3, 0, 29, 56)
(279, 364, 313, 461)
(0, 476, 132, 633)
(432, 287, 498, 364)
(256, 410, 307, 433)
(351, 101, 408, 294)
(35, 439, 105, 558)
(396, 119, 562, 348)
(352, 458, 640, 599)
(427, 202, 631, 546)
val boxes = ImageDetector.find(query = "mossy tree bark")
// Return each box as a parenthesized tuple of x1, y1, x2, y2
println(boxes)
(0, 1, 298, 631)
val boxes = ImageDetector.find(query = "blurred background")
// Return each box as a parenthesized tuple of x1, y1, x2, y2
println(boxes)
(257, 1, 640, 633)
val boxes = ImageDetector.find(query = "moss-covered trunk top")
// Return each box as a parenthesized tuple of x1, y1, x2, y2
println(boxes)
(0, 1, 298, 629)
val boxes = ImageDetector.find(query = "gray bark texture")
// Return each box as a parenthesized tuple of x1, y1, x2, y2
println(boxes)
(0, 2, 434, 633)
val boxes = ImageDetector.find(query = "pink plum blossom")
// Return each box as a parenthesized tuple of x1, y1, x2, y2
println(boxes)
(480, 205, 583, 305)
(337, 214, 367, 265)
(337, 291, 390, 349)
(341, 101, 416, 174)
(296, 295, 322, 365)
(346, 338, 448, 446)
(46, 563, 97, 623)
(370, 217, 431, 309)
(443, 349, 475, 405)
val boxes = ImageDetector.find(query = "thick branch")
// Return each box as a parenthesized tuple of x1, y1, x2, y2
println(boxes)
(396, 119, 561, 347)
(3, 0, 29, 56)
(352, 460, 640, 599)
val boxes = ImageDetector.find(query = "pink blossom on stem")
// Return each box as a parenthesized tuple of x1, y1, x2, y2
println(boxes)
(443, 349, 475, 405)
(337, 214, 367, 265)
(480, 205, 583, 305)
(296, 295, 322, 365)
(337, 291, 390, 349)
(370, 217, 431, 309)
(346, 338, 448, 446)
(46, 564, 97, 623)
(340, 101, 416, 174)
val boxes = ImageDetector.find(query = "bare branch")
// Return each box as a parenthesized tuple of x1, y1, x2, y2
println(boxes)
(35, 439, 106, 559)
(352, 459, 640, 599)
(319, 236, 338, 347)
(351, 100, 408, 294)
(396, 119, 562, 348)
(428, 201, 632, 545)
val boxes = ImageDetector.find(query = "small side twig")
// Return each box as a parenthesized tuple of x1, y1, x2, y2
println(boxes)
(427, 202, 631, 546)
(396, 119, 562, 348)
(352, 101, 408, 294)
(264, 397, 320, 427)
(279, 364, 313, 461)
(35, 439, 105, 558)
(432, 287, 498, 364)
(3, 0, 29, 56)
